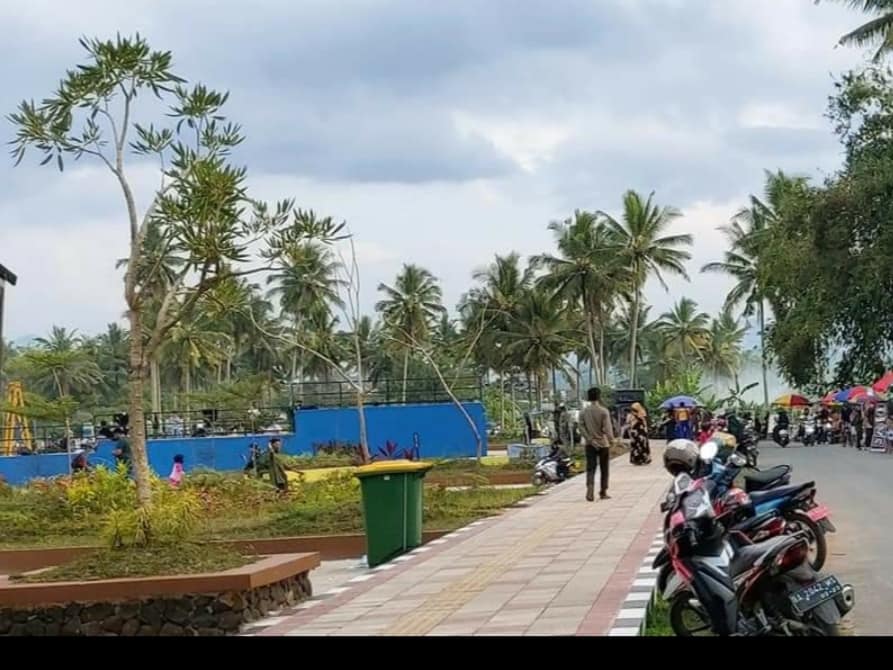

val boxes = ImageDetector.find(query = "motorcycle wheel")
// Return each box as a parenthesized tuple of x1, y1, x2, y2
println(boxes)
(531, 473, 545, 487)
(669, 594, 716, 636)
(785, 510, 827, 572)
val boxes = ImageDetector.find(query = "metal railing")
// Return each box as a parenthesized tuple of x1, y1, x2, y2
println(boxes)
(291, 376, 484, 408)
(94, 407, 293, 440)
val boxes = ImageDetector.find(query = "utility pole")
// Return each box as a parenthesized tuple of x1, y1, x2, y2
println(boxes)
(0, 263, 18, 405)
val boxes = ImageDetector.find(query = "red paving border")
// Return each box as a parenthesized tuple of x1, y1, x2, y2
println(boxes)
(576, 506, 663, 636)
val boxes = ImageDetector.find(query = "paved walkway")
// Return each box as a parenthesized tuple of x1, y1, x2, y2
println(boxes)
(254, 450, 667, 636)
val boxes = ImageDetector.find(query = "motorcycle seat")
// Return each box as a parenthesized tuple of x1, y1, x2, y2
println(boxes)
(743, 465, 791, 492)
(729, 535, 799, 578)
(749, 482, 814, 505)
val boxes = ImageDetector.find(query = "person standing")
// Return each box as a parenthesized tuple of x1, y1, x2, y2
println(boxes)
(111, 428, 132, 475)
(673, 403, 692, 440)
(864, 403, 876, 451)
(578, 387, 614, 501)
(259, 437, 289, 493)
(627, 402, 651, 466)
(852, 405, 864, 449)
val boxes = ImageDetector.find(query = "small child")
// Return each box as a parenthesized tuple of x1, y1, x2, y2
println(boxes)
(169, 453, 185, 487)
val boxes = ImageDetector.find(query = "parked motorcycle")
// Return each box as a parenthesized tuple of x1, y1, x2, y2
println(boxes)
(708, 448, 834, 571)
(531, 447, 572, 486)
(659, 442, 854, 636)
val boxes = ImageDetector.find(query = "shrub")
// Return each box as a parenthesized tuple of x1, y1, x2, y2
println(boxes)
(311, 440, 364, 464)
(65, 464, 135, 517)
(102, 485, 202, 549)
(182, 469, 281, 513)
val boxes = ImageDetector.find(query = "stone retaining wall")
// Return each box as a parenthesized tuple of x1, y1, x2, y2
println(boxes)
(0, 571, 312, 636)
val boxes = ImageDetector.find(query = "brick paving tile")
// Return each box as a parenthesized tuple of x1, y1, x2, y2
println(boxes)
(249, 446, 669, 637)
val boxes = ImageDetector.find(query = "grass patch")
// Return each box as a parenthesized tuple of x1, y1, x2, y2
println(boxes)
(643, 597, 673, 637)
(11, 543, 253, 583)
(0, 468, 539, 549)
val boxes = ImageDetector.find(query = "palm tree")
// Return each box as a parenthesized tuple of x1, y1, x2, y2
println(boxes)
(657, 298, 710, 369)
(827, 0, 893, 61)
(600, 190, 692, 387)
(532, 211, 620, 385)
(502, 287, 576, 409)
(95, 323, 130, 403)
(606, 302, 655, 382)
(162, 317, 233, 412)
(462, 253, 533, 383)
(376, 264, 446, 401)
(267, 241, 344, 381)
(22, 349, 102, 399)
(702, 309, 747, 384)
(35, 326, 80, 353)
(701, 170, 802, 411)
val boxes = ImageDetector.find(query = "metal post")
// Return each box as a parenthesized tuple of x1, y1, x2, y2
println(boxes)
(0, 264, 19, 415)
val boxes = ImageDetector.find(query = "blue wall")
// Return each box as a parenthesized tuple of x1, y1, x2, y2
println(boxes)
(293, 402, 488, 459)
(0, 402, 487, 485)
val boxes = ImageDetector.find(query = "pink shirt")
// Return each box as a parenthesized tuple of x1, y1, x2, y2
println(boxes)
(169, 462, 184, 487)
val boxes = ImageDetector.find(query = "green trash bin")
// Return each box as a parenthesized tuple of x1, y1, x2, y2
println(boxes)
(355, 460, 433, 567)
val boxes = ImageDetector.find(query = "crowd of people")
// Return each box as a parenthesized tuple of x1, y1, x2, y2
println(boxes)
(771, 402, 880, 449)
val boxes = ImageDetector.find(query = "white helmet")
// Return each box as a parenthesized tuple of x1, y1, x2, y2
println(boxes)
(663, 439, 700, 476)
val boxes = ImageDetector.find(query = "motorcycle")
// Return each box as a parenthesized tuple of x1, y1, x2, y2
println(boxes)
(773, 427, 791, 448)
(660, 442, 854, 637)
(802, 419, 817, 446)
(708, 449, 835, 571)
(531, 447, 572, 486)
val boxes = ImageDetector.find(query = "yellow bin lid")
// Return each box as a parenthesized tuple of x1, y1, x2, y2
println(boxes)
(354, 459, 434, 478)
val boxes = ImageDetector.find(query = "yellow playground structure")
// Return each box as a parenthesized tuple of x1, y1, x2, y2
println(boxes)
(2, 381, 32, 456)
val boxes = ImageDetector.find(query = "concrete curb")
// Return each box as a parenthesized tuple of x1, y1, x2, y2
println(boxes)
(607, 529, 662, 636)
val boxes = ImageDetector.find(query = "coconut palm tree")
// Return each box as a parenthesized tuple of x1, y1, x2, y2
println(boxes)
(267, 241, 344, 380)
(826, 0, 893, 61)
(21, 348, 102, 399)
(376, 264, 446, 401)
(501, 287, 576, 409)
(162, 317, 233, 412)
(600, 190, 692, 387)
(701, 170, 802, 411)
(702, 309, 747, 385)
(461, 253, 533, 384)
(34, 326, 80, 353)
(531, 211, 621, 385)
(657, 298, 710, 369)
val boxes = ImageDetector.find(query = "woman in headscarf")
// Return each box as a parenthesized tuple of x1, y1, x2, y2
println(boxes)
(627, 402, 651, 465)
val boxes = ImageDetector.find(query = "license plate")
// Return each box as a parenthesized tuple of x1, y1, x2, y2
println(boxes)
(806, 505, 830, 522)
(790, 576, 843, 615)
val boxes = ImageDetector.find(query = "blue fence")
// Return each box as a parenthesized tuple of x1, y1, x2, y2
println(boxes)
(0, 401, 487, 485)
(293, 402, 488, 459)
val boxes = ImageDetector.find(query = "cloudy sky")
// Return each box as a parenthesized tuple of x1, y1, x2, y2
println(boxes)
(0, 0, 869, 341)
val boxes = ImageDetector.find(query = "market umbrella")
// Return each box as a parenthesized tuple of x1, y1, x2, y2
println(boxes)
(820, 391, 840, 405)
(659, 395, 699, 410)
(847, 386, 878, 404)
(833, 388, 853, 404)
(772, 393, 811, 408)
(873, 371, 893, 394)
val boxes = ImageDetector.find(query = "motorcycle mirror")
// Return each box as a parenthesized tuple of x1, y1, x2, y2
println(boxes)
(699, 441, 718, 463)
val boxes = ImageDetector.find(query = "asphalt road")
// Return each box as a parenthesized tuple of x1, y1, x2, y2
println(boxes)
(760, 441, 892, 635)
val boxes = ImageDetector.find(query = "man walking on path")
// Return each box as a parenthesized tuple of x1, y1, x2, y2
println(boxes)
(579, 387, 613, 502)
